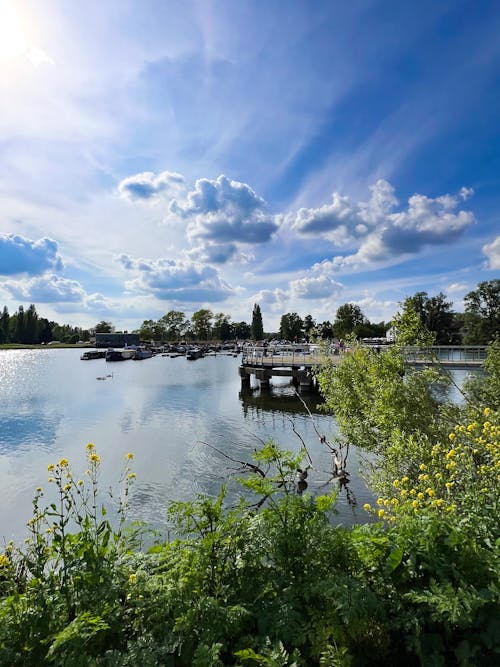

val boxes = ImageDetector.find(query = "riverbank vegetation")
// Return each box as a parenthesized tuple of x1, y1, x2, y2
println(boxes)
(0, 341, 499, 664)
(1, 279, 498, 347)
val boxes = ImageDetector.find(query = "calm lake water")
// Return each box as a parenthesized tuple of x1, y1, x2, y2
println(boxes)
(0, 348, 376, 543)
(0, 349, 472, 544)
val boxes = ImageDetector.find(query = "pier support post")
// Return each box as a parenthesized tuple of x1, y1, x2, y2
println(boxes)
(297, 370, 313, 392)
(238, 366, 251, 388)
(255, 369, 271, 390)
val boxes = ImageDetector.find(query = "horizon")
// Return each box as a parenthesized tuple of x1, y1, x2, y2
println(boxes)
(1, 1, 499, 332)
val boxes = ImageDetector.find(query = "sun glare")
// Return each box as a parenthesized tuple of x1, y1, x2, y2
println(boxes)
(0, 1, 28, 61)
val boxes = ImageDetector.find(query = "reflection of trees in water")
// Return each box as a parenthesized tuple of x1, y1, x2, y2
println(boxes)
(239, 385, 325, 417)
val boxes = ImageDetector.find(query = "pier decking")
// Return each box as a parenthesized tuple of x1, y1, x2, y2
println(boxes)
(239, 345, 486, 391)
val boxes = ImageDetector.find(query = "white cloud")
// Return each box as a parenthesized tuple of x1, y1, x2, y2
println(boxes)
(290, 275, 344, 299)
(118, 254, 233, 302)
(118, 171, 186, 202)
(482, 235, 500, 269)
(3, 274, 85, 302)
(171, 174, 278, 248)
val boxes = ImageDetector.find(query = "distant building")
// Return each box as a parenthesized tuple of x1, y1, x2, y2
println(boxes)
(386, 326, 397, 342)
(95, 332, 140, 348)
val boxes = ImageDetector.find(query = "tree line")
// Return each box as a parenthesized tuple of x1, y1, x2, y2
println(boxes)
(1, 279, 498, 346)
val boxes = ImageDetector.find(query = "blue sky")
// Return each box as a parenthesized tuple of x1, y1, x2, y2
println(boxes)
(0, 0, 499, 332)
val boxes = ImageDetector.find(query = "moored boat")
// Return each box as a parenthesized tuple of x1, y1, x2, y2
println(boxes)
(80, 350, 106, 360)
(133, 346, 153, 360)
(186, 347, 204, 360)
(105, 348, 127, 361)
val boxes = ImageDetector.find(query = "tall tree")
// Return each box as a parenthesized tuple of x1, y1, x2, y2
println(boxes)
(405, 291, 454, 344)
(0, 306, 9, 343)
(191, 309, 213, 340)
(279, 312, 303, 341)
(15, 305, 25, 343)
(303, 314, 316, 340)
(94, 321, 114, 334)
(251, 304, 264, 340)
(159, 310, 187, 340)
(464, 279, 500, 344)
(333, 303, 367, 339)
(24, 304, 39, 344)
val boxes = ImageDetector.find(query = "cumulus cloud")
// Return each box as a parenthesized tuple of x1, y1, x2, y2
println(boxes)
(446, 282, 468, 294)
(290, 275, 344, 299)
(482, 235, 500, 269)
(3, 274, 86, 302)
(301, 182, 475, 271)
(250, 288, 288, 312)
(188, 242, 238, 264)
(0, 234, 63, 276)
(118, 254, 232, 302)
(118, 171, 186, 202)
(171, 174, 278, 246)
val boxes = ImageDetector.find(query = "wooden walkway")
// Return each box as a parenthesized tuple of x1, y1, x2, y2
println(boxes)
(239, 346, 486, 391)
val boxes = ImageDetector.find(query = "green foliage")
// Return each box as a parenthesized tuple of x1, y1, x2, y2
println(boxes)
(464, 279, 500, 344)
(1, 346, 499, 664)
(251, 304, 264, 340)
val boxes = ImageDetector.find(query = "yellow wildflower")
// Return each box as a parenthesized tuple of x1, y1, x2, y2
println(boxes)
(417, 492, 424, 500)
(77, 480, 84, 486)
(426, 488, 435, 497)
(392, 479, 399, 487)
(401, 476, 409, 484)
(126, 452, 134, 460)
(63, 484, 71, 492)
(0, 554, 10, 567)
(445, 481, 455, 489)
(128, 472, 136, 479)
(363, 503, 371, 511)
(434, 472, 442, 480)
(412, 500, 419, 508)
(377, 509, 385, 518)
(89, 453, 100, 463)
(128, 573, 137, 585)
(484, 407, 491, 416)
(58, 458, 69, 467)
(86, 442, 95, 451)
(446, 449, 456, 459)
(376, 497, 384, 506)
(419, 463, 427, 471)
(448, 433, 456, 441)
(47, 464, 55, 472)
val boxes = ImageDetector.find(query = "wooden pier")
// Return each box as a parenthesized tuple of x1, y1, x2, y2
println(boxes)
(239, 345, 487, 391)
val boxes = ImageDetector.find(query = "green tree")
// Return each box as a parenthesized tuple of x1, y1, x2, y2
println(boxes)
(212, 312, 231, 341)
(191, 309, 213, 340)
(232, 321, 251, 339)
(333, 303, 367, 339)
(0, 306, 9, 343)
(94, 321, 114, 334)
(318, 320, 333, 339)
(464, 279, 500, 344)
(159, 310, 187, 340)
(303, 314, 316, 340)
(405, 291, 454, 344)
(14, 305, 25, 343)
(279, 312, 303, 341)
(251, 303, 264, 340)
(391, 300, 435, 347)
(24, 304, 39, 344)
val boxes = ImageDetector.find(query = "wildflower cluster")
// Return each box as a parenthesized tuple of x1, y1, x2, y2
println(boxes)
(364, 408, 499, 520)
